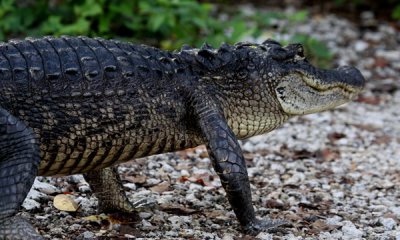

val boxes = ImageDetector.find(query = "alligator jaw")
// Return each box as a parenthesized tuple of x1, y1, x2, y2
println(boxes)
(299, 66, 365, 94)
(275, 66, 365, 115)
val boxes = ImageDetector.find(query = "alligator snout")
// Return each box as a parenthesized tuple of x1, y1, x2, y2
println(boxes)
(300, 65, 366, 94)
(335, 66, 365, 91)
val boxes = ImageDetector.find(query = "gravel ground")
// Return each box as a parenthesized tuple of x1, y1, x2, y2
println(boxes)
(21, 9, 400, 240)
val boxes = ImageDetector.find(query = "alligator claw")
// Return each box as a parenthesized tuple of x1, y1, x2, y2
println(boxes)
(131, 197, 157, 210)
(242, 218, 290, 236)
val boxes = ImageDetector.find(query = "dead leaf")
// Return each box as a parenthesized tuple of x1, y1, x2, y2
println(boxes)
(315, 168, 334, 178)
(53, 194, 79, 212)
(83, 214, 109, 222)
(372, 135, 392, 145)
(373, 57, 389, 67)
(265, 199, 290, 210)
(149, 181, 171, 193)
(327, 132, 346, 142)
(179, 176, 189, 182)
(371, 83, 398, 94)
(340, 176, 355, 184)
(108, 212, 141, 224)
(356, 95, 381, 105)
(311, 219, 338, 232)
(199, 151, 209, 158)
(353, 124, 380, 132)
(123, 175, 147, 184)
(159, 204, 200, 215)
(298, 202, 319, 210)
(285, 212, 302, 222)
(205, 210, 231, 221)
(243, 152, 256, 160)
(318, 148, 340, 162)
(179, 176, 208, 186)
(256, 148, 272, 156)
(194, 178, 207, 186)
(303, 215, 320, 223)
(175, 162, 192, 170)
(292, 149, 316, 160)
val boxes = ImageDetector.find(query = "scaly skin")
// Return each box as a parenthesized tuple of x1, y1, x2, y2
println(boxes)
(0, 36, 365, 239)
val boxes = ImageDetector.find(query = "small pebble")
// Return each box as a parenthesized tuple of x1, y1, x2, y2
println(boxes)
(378, 217, 396, 230)
(81, 231, 94, 239)
(341, 221, 363, 240)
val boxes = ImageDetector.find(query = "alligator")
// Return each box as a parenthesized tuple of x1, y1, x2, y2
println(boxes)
(0, 36, 365, 239)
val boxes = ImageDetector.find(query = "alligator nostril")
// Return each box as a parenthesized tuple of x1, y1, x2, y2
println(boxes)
(336, 66, 366, 88)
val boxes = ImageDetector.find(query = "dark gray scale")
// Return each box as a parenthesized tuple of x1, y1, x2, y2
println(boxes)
(116, 41, 168, 84)
(10, 40, 46, 95)
(28, 38, 63, 94)
(114, 41, 165, 100)
(45, 37, 84, 93)
(80, 37, 121, 89)
(0, 48, 12, 91)
(61, 36, 103, 92)
(0, 42, 30, 92)
(113, 41, 147, 76)
(94, 38, 135, 88)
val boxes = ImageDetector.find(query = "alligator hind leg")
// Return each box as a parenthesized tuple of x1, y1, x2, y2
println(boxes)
(0, 108, 42, 239)
(84, 167, 153, 220)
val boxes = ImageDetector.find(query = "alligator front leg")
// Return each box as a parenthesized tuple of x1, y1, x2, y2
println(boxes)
(194, 100, 286, 235)
(84, 167, 153, 218)
(0, 108, 42, 240)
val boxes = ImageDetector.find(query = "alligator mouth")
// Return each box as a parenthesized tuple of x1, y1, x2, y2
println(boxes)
(295, 65, 365, 96)
(300, 75, 358, 99)
(275, 66, 365, 115)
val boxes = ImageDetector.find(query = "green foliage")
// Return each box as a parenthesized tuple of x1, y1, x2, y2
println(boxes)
(0, 0, 217, 47)
(333, 0, 365, 6)
(0, 0, 333, 67)
(392, 4, 400, 20)
(333, 0, 400, 20)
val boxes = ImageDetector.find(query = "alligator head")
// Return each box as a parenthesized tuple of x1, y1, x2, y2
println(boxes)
(177, 40, 365, 138)
(262, 40, 365, 115)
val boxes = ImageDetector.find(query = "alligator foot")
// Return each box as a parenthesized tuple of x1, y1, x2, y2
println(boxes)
(242, 218, 290, 236)
(0, 216, 43, 240)
(84, 166, 154, 219)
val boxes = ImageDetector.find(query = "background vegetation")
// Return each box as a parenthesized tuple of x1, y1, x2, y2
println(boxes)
(0, 0, 398, 67)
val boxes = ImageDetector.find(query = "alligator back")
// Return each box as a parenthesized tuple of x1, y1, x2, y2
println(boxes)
(0, 36, 202, 176)
(0, 36, 176, 94)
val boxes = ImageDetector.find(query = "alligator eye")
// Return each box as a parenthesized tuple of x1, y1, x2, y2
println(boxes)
(297, 45, 304, 57)
(276, 87, 285, 94)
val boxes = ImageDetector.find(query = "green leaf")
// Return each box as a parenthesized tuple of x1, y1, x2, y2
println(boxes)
(60, 18, 91, 35)
(392, 5, 400, 20)
(0, 0, 14, 17)
(230, 21, 255, 42)
(98, 15, 111, 33)
(149, 14, 166, 32)
(288, 10, 308, 22)
(40, 16, 64, 34)
(74, 0, 102, 17)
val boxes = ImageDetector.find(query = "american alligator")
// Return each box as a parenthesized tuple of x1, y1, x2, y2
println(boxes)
(0, 36, 365, 239)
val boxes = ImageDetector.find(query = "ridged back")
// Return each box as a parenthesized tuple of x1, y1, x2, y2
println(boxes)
(0, 36, 174, 96)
